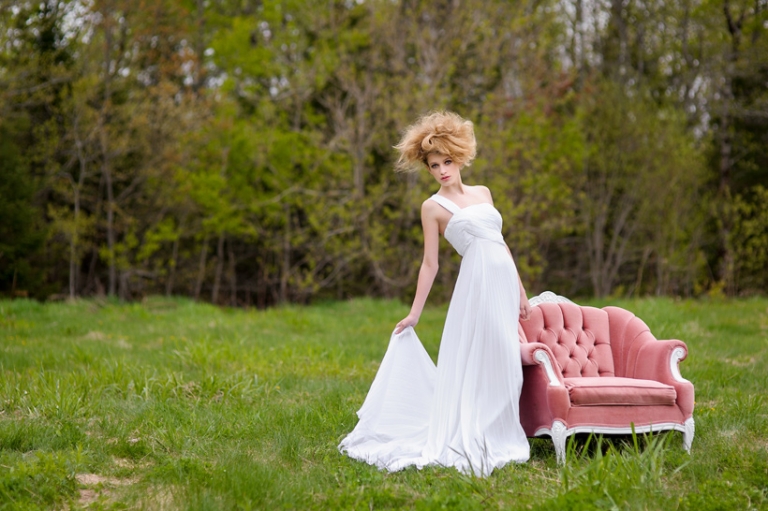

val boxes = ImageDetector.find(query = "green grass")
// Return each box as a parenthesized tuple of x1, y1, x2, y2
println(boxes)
(0, 296, 766, 510)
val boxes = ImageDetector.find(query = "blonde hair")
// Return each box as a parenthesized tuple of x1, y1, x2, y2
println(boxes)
(394, 111, 477, 172)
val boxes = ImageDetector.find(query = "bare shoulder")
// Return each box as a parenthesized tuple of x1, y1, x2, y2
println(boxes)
(471, 185, 494, 203)
(421, 197, 440, 213)
(421, 197, 443, 219)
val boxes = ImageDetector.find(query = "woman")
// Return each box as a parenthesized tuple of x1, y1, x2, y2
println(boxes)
(339, 111, 531, 476)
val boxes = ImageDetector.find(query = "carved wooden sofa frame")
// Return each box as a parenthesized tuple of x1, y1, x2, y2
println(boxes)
(519, 293, 695, 464)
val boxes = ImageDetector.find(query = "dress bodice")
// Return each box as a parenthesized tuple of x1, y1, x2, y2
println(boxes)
(430, 195, 506, 257)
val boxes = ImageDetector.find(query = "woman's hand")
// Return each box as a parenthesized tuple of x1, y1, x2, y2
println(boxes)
(519, 296, 532, 321)
(395, 314, 419, 334)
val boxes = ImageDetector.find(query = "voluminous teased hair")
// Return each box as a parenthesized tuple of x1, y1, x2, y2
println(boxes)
(393, 111, 477, 172)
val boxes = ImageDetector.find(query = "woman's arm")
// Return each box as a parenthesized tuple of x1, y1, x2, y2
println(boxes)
(395, 201, 441, 334)
(517, 265, 532, 321)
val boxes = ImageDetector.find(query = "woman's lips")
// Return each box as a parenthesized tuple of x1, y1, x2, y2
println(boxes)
(441, 175, 450, 181)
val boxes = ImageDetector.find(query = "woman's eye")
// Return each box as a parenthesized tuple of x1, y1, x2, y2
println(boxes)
(445, 160, 452, 165)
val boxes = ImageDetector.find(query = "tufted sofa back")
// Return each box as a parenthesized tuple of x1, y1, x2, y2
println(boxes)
(519, 303, 615, 378)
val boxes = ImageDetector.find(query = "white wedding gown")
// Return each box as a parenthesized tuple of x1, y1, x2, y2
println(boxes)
(339, 194, 530, 476)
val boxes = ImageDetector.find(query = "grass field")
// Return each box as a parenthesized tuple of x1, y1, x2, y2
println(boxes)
(0, 296, 766, 510)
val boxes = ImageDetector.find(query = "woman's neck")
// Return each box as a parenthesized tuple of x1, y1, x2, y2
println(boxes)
(439, 180, 465, 195)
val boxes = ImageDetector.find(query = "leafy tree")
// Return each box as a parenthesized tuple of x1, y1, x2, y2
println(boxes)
(0, 120, 45, 297)
(574, 80, 705, 297)
(0, 0, 763, 303)
(727, 186, 768, 293)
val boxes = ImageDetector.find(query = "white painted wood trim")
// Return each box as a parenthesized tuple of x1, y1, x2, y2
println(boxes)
(682, 417, 695, 452)
(534, 350, 561, 387)
(528, 291, 575, 307)
(534, 420, 696, 464)
(670, 347, 690, 383)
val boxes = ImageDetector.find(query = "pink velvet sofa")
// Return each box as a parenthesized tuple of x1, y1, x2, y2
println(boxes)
(518, 295, 695, 463)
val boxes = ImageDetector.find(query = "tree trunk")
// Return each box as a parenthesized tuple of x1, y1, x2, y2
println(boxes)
(717, 92, 735, 294)
(609, 0, 629, 77)
(103, 158, 116, 296)
(118, 269, 129, 300)
(587, 204, 608, 297)
(166, 235, 179, 296)
(86, 246, 100, 296)
(257, 263, 266, 309)
(70, 125, 89, 300)
(633, 246, 651, 296)
(718, 1, 742, 294)
(194, 0, 206, 93)
(211, 232, 225, 304)
(228, 240, 237, 306)
(280, 204, 291, 303)
(194, 234, 209, 300)
(69, 186, 79, 300)
(574, 0, 586, 85)
(100, 5, 117, 296)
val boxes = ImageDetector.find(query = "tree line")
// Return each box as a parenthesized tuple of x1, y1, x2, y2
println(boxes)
(1, 0, 766, 306)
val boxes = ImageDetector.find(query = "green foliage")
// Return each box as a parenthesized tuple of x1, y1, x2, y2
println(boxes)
(0, 451, 81, 509)
(0, 0, 765, 302)
(728, 186, 768, 294)
(574, 79, 707, 297)
(477, 103, 585, 289)
(0, 120, 45, 297)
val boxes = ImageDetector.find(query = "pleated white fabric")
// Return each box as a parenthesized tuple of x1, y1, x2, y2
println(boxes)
(339, 194, 530, 476)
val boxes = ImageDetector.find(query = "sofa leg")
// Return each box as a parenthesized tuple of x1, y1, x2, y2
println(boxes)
(682, 417, 695, 452)
(551, 420, 567, 464)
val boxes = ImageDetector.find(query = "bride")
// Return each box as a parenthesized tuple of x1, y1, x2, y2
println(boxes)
(339, 111, 531, 476)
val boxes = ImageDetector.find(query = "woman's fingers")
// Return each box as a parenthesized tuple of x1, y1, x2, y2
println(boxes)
(395, 315, 418, 334)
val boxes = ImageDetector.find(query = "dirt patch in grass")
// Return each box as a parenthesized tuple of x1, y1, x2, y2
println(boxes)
(723, 356, 756, 367)
(718, 428, 739, 439)
(77, 473, 137, 486)
(682, 320, 712, 338)
(76, 473, 138, 507)
(113, 456, 153, 470)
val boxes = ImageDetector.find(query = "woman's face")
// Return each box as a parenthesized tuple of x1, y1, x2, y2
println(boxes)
(426, 153, 460, 186)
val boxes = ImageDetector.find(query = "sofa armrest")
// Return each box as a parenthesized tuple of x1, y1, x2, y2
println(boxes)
(520, 342, 565, 387)
(629, 338, 695, 418)
(519, 343, 571, 435)
(627, 338, 688, 383)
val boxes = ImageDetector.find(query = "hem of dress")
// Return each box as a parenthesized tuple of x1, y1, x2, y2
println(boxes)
(339, 443, 530, 477)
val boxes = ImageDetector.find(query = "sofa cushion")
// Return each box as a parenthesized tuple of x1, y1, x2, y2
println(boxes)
(564, 377, 677, 406)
